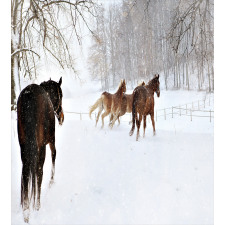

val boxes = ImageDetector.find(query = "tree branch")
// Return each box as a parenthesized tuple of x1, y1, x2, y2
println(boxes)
(11, 48, 40, 58)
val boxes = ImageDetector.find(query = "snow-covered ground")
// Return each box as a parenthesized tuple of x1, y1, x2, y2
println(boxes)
(11, 75, 214, 224)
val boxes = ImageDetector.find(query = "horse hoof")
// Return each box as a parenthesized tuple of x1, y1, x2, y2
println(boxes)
(23, 209, 29, 223)
(136, 134, 140, 141)
(36, 202, 41, 211)
(49, 180, 54, 188)
(24, 217, 29, 223)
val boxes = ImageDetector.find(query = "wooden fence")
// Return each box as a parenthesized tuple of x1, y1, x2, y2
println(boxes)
(155, 96, 214, 122)
(64, 96, 214, 123)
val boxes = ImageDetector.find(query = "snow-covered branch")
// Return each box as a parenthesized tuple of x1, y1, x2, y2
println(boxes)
(11, 48, 40, 59)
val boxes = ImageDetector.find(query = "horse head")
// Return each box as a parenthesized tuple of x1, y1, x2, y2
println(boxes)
(120, 79, 126, 94)
(147, 74, 160, 97)
(154, 74, 160, 97)
(40, 77, 64, 125)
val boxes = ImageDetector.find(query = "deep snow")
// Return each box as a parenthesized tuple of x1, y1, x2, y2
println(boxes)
(11, 75, 213, 224)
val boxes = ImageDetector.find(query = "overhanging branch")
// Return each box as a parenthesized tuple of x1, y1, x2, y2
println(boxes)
(11, 48, 40, 58)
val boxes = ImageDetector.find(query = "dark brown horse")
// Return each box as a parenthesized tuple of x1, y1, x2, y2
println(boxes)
(17, 77, 64, 223)
(129, 74, 160, 141)
(89, 79, 126, 128)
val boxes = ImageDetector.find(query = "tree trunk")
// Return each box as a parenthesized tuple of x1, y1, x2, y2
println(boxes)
(11, 41, 17, 110)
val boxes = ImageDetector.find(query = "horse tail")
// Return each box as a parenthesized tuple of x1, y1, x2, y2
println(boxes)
(19, 105, 38, 210)
(129, 92, 137, 136)
(89, 97, 103, 119)
(21, 135, 38, 209)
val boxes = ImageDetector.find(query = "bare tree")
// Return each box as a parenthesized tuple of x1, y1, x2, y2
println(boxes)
(167, 0, 214, 91)
(11, 0, 98, 110)
(88, 0, 213, 92)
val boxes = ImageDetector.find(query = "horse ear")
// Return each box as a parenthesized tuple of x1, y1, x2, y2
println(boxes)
(59, 77, 62, 86)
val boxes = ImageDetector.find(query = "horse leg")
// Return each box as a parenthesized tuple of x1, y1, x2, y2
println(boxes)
(136, 113, 142, 141)
(21, 161, 30, 223)
(101, 111, 110, 128)
(36, 145, 46, 210)
(129, 109, 137, 136)
(109, 113, 113, 126)
(49, 142, 56, 187)
(117, 116, 120, 126)
(109, 110, 119, 128)
(110, 113, 113, 123)
(109, 113, 120, 126)
(143, 115, 147, 138)
(150, 112, 156, 135)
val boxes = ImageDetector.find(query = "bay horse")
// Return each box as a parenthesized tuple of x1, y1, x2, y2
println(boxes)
(17, 77, 64, 223)
(129, 74, 160, 141)
(89, 79, 126, 128)
(110, 81, 146, 125)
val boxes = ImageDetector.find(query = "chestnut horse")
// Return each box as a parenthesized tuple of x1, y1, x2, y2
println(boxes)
(17, 78, 64, 223)
(129, 74, 160, 141)
(110, 81, 146, 125)
(89, 79, 126, 128)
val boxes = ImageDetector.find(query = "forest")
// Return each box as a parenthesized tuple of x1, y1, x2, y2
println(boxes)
(88, 0, 214, 91)
(11, 0, 214, 108)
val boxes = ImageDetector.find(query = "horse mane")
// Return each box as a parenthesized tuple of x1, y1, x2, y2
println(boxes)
(138, 81, 145, 86)
(116, 79, 125, 93)
(147, 74, 159, 86)
(118, 79, 124, 88)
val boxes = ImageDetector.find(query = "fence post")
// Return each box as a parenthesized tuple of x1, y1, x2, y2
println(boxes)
(179, 105, 181, 116)
(210, 110, 211, 123)
(190, 109, 192, 121)
(204, 99, 205, 108)
(198, 100, 199, 110)
(209, 97, 210, 106)
(164, 109, 166, 120)
(186, 104, 187, 114)
(172, 107, 173, 118)
(192, 102, 194, 109)
(80, 113, 82, 120)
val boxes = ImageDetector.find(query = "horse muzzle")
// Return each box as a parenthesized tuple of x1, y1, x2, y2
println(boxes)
(57, 109, 64, 125)
(156, 91, 160, 97)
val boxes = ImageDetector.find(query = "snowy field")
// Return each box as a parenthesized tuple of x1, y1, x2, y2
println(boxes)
(11, 76, 214, 224)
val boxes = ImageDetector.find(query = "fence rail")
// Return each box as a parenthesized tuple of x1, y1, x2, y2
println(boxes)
(64, 96, 214, 123)
(155, 96, 214, 122)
